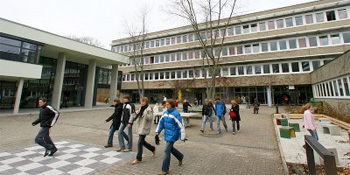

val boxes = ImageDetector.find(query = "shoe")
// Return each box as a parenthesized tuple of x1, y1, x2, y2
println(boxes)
(225, 127, 228, 132)
(48, 148, 58, 156)
(178, 160, 183, 166)
(210, 128, 213, 131)
(237, 130, 240, 133)
(152, 148, 156, 157)
(232, 132, 236, 135)
(158, 171, 168, 175)
(43, 150, 49, 157)
(200, 130, 204, 133)
(131, 159, 141, 165)
(104, 144, 113, 148)
(116, 148, 124, 152)
(124, 149, 132, 152)
(217, 131, 221, 134)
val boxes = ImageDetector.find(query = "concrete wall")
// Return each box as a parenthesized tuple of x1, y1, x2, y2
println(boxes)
(0, 59, 42, 80)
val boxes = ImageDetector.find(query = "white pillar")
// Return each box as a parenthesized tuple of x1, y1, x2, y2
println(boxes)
(85, 59, 97, 108)
(51, 53, 66, 110)
(267, 86, 272, 107)
(109, 65, 119, 106)
(13, 79, 24, 114)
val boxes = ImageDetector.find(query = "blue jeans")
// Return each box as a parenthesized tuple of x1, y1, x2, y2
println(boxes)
(308, 129, 319, 141)
(201, 115, 213, 131)
(216, 115, 227, 133)
(35, 127, 56, 150)
(232, 120, 240, 132)
(108, 125, 128, 145)
(162, 141, 183, 172)
(118, 123, 133, 149)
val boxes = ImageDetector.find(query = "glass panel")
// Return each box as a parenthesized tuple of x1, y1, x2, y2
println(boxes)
(302, 61, 310, 71)
(165, 54, 170, 62)
(238, 66, 244, 75)
(289, 39, 297, 49)
(182, 52, 188, 60)
(194, 70, 200, 77)
(261, 43, 268, 52)
(160, 55, 164, 62)
(285, 17, 293, 27)
(166, 38, 170, 45)
(222, 47, 228, 56)
(263, 65, 270, 74)
(298, 38, 307, 48)
(22, 42, 37, 50)
(171, 54, 176, 61)
(270, 41, 277, 51)
(237, 46, 243, 54)
(177, 36, 181, 44)
(189, 70, 193, 78)
(312, 60, 321, 70)
(331, 34, 340, 44)
(177, 71, 181, 79)
(344, 78, 350, 96)
(259, 22, 266, 31)
(171, 72, 175, 79)
(230, 67, 236, 76)
(160, 72, 164, 79)
(183, 70, 187, 78)
(272, 64, 280, 73)
(222, 67, 229, 76)
(282, 63, 289, 73)
(338, 79, 344, 96)
(338, 9, 348, 19)
(276, 19, 284, 28)
(291, 62, 300, 72)
(279, 40, 287, 50)
(316, 12, 325, 22)
(326, 11, 336, 21)
(0, 43, 20, 54)
(251, 24, 257, 32)
(229, 47, 235, 55)
(255, 65, 261, 74)
(309, 37, 318, 47)
(319, 35, 329, 46)
(268, 21, 275, 30)
(160, 39, 165, 46)
(252, 44, 259, 53)
(235, 26, 242, 35)
(244, 45, 251, 54)
(295, 16, 303, 26)
(0, 36, 21, 46)
(156, 40, 160, 47)
(243, 25, 249, 33)
(246, 66, 252, 75)
(343, 32, 350, 43)
(305, 14, 314, 24)
(182, 35, 188, 43)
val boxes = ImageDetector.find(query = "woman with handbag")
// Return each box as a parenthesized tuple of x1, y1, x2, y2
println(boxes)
(229, 100, 241, 135)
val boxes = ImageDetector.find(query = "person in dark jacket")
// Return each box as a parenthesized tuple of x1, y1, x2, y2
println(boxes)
(32, 97, 59, 157)
(200, 99, 213, 133)
(230, 100, 241, 135)
(104, 98, 127, 148)
(253, 98, 260, 114)
(116, 95, 136, 152)
(182, 99, 192, 113)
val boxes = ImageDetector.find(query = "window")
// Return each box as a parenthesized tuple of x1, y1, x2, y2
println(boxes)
(244, 45, 251, 54)
(276, 19, 284, 28)
(195, 51, 200, 59)
(160, 39, 165, 46)
(279, 40, 287, 50)
(302, 61, 310, 71)
(188, 34, 194, 42)
(154, 56, 159, 63)
(246, 66, 253, 75)
(230, 67, 236, 76)
(195, 70, 200, 77)
(270, 41, 277, 51)
(145, 41, 150, 48)
(183, 70, 188, 78)
(338, 9, 348, 19)
(237, 46, 243, 54)
(289, 39, 297, 49)
(255, 65, 261, 74)
(343, 32, 350, 43)
(171, 37, 176, 44)
(298, 38, 307, 48)
(165, 72, 170, 79)
(251, 24, 257, 32)
(333, 80, 339, 96)
(338, 79, 344, 96)
(291, 62, 300, 72)
(222, 67, 229, 76)
(285, 17, 293, 27)
(166, 38, 170, 45)
(165, 54, 170, 62)
(326, 11, 336, 21)
(259, 22, 266, 31)
(295, 16, 303, 26)
(263, 65, 270, 74)
(261, 43, 268, 52)
(312, 60, 321, 70)
(171, 54, 176, 61)
(229, 47, 235, 55)
(156, 40, 160, 47)
(189, 70, 194, 78)
(171, 72, 176, 79)
(222, 47, 228, 56)
(272, 64, 280, 73)
(182, 35, 188, 43)
(253, 44, 259, 53)
(319, 35, 329, 46)
(227, 27, 234, 36)
(235, 26, 242, 35)
(182, 52, 188, 60)
(344, 78, 350, 96)
(149, 73, 154, 80)
(189, 52, 194, 59)
(329, 82, 334, 96)
(155, 73, 159, 80)
(243, 25, 249, 33)
(268, 21, 275, 30)
(305, 14, 314, 24)
(282, 63, 289, 73)
(177, 71, 181, 79)
(151, 41, 155, 47)
(177, 36, 182, 44)
(160, 72, 164, 79)
(316, 12, 325, 22)
(329, 34, 340, 45)
(160, 55, 164, 62)
(176, 53, 182, 61)
(238, 66, 244, 75)
(309, 37, 318, 47)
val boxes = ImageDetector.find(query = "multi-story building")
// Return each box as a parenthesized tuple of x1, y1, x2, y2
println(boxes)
(111, 0, 350, 106)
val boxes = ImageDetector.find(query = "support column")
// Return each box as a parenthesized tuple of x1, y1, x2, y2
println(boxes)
(13, 79, 24, 114)
(267, 86, 272, 107)
(85, 59, 97, 108)
(109, 65, 119, 106)
(51, 53, 66, 110)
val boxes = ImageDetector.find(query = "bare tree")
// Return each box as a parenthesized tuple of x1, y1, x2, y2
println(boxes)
(166, 0, 237, 99)
(67, 35, 104, 48)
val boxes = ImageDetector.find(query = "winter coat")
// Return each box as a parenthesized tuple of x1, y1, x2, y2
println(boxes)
(135, 106, 154, 135)
(32, 104, 59, 127)
(253, 100, 260, 109)
(121, 102, 136, 125)
(202, 104, 210, 116)
(208, 102, 215, 116)
(105, 103, 123, 130)
(156, 108, 186, 142)
(215, 101, 225, 117)
(230, 105, 241, 121)
(183, 102, 192, 110)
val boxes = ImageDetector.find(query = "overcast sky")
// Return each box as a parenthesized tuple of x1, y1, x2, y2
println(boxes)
(0, 0, 315, 49)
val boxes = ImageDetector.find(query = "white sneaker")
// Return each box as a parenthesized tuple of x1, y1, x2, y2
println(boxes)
(237, 130, 240, 133)
(232, 132, 236, 135)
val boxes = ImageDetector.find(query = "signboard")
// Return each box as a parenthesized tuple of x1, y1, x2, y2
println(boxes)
(288, 85, 295, 90)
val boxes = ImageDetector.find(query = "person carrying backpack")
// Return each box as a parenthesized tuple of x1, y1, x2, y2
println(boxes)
(32, 97, 59, 157)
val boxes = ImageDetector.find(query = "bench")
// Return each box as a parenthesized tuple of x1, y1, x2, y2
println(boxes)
(276, 118, 288, 126)
(322, 124, 341, 136)
(279, 126, 296, 139)
(289, 123, 300, 132)
(319, 118, 331, 123)
(153, 112, 201, 127)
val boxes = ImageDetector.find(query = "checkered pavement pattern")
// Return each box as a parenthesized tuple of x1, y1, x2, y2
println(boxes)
(0, 141, 135, 175)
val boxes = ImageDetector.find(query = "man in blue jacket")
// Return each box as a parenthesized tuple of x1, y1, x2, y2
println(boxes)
(215, 98, 228, 134)
(156, 99, 186, 175)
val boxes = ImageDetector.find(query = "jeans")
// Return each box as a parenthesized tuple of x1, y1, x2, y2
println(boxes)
(108, 125, 128, 145)
(232, 120, 240, 132)
(183, 109, 189, 113)
(201, 115, 213, 131)
(35, 127, 56, 150)
(118, 123, 133, 149)
(136, 135, 155, 161)
(308, 129, 319, 141)
(216, 115, 227, 133)
(162, 141, 183, 172)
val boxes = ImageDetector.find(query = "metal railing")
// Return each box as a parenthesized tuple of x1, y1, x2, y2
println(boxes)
(305, 135, 337, 175)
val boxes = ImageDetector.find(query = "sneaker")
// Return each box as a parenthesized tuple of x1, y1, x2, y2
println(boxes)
(200, 130, 204, 133)
(178, 160, 183, 166)
(43, 150, 49, 157)
(104, 144, 113, 148)
(237, 130, 240, 133)
(124, 149, 132, 152)
(232, 132, 236, 135)
(152, 148, 156, 157)
(131, 159, 141, 165)
(158, 171, 168, 175)
(48, 148, 58, 156)
(116, 148, 124, 152)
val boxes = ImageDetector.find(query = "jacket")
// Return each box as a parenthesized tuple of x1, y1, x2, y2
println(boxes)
(215, 101, 225, 117)
(303, 109, 316, 130)
(105, 103, 123, 130)
(202, 104, 210, 116)
(253, 100, 260, 109)
(32, 104, 59, 127)
(156, 108, 186, 142)
(121, 102, 136, 125)
(135, 106, 153, 135)
(208, 102, 215, 116)
(230, 105, 241, 121)
(183, 102, 192, 110)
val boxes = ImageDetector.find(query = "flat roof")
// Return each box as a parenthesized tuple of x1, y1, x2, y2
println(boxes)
(0, 18, 129, 66)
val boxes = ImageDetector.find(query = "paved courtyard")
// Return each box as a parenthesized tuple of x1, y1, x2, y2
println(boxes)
(0, 105, 284, 175)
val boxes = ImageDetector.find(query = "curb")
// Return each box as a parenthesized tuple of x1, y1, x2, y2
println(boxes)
(272, 114, 289, 175)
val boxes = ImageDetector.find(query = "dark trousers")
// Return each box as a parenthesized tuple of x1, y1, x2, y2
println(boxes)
(162, 141, 183, 172)
(35, 127, 56, 150)
(136, 135, 155, 161)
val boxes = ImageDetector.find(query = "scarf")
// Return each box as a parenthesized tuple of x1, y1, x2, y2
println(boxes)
(134, 104, 149, 121)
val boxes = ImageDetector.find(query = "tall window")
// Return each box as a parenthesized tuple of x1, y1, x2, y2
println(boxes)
(255, 65, 262, 74)
(326, 11, 336, 21)
(295, 16, 303, 26)
(309, 37, 318, 47)
(338, 9, 348, 19)
(235, 26, 242, 35)
(305, 14, 314, 24)
(279, 40, 287, 50)
(238, 66, 244, 75)
(285, 17, 293, 27)
(282, 63, 289, 73)
(251, 24, 258, 32)
(252, 44, 259, 53)
(230, 67, 236, 76)
(276, 19, 284, 28)
(268, 21, 275, 30)
(319, 35, 329, 46)
(298, 38, 307, 48)
(243, 25, 249, 33)
(330, 34, 340, 45)
(261, 43, 268, 52)
(263, 65, 270, 74)
(302, 61, 310, 71)
(343, 32, 350, 43)
(289, 39, 297, 49)
(272, 64, 280, 73)
(244, 45, 251, 54)
(291, 62, 300, 72)
(259, 22, 266, 31)
(270, 41, 277, 51)
(316, 12, 325, 22)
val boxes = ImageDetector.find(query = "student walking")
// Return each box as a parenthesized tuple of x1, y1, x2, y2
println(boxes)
(32, 97, 59, 157)
(182, 99, 192, 113)
(302, 103, 318, 140)
(105, 98, 126, 148)
(131, 97, 156, 164)
(215, 98, 228, 134)
(153, 102, 160, 124)
(116, 95, 136, 152)
(200, 99, 214, 133)
(245, 96, 250, 109)
(253, 98, 260, 114)
(229, 100, 241, 135)
(156, 99, 186, 175)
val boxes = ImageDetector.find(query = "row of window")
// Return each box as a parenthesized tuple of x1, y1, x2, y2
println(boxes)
(122, 59, 331, 82)
(113, 7, 349, 53)
(121, 31, 350, 67)
(313, 75, 350, 98)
